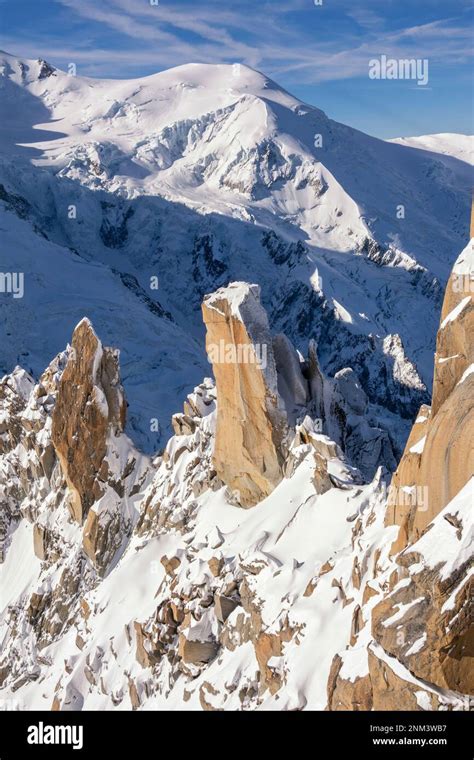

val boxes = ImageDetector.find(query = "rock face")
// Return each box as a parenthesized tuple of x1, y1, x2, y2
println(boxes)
(51, 318, 126, 524)
(201, 281, 395, 507)
(202, 283, 288, 507)
(372, 482, 473, 694)
(326, 236, 473, 712)
(329, 367, 397, 481)
(387, 240, 474, 552)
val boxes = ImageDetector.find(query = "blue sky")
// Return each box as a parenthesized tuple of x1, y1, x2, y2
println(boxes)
(1, 0, 473, 138)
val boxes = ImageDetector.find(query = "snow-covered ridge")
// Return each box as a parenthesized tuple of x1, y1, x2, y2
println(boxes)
(0, 233, 472, 711)
(0, 50, 471, 457)
(388, 133, 473, 166)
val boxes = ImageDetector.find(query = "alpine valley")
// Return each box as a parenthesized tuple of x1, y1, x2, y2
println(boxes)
(0, 52, 472, 711)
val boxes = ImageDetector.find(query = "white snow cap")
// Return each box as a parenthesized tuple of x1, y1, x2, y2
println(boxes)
(204, 281, 261, 319)
(452, 238, 474, 276)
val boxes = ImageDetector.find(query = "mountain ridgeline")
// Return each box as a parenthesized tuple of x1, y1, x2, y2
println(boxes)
(0, 52, 472, 711)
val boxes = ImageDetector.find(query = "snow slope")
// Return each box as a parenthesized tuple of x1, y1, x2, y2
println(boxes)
(389, 133, 473, 165)
(0, 348, 470, 711)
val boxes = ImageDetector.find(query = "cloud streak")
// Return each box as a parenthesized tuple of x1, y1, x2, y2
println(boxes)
(1, 0, 472, 85)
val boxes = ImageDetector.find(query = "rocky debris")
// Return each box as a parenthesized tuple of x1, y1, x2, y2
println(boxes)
(178, 635, 219, 665)
(208, 556, 224, 577)
(136, 379, 219, 537)
(0, 319, 155, 699)
(32, 524, 50, 561)
(214, 594, 238, 623)
(202, 282, 288, 507)
(160, 555, 181, 576)
(0, 355, 68, 568)
(199, 680, 223, 711)
(0, 278, 399, 711)
(254, 626, 293, 696)
(387, 239, 474, 551)
(134, 622, 163, 669)
(326, 484, 473, 712)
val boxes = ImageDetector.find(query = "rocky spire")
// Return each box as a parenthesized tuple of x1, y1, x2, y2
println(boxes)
(202, 282, 289, 507)
(51, 318, 126, 524)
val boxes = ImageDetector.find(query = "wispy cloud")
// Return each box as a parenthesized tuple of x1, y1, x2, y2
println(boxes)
(2, 0, 472, 83)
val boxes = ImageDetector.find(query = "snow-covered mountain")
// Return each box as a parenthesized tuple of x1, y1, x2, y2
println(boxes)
(0, 51, 472, 456)
(0, 52, 472, 713)
(389, 133, 473, 165)
(0, 236, 472, 710)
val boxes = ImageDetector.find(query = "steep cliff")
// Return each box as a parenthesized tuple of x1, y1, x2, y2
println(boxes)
(387, 239, 473, 552)
(202, 283, 288, 507)
(327, 235, 473, 710)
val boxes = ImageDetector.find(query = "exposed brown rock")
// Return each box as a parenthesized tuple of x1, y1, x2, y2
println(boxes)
(320, 560, 334, 576)
(202, 283, 288, 507)
(254, 626, 293, 695)
(208, 556, 224, 577)
(313, 450, 333, 494)
(82, 510, 100, 566)
(362, 583, 379, 605)
(75, 634, 85, 651)
(160, 555, 181, 576)
(178, 634, 218, 664)
(371, 549, 473, 694)
(32, 524, 47, 561)
(214, 594, 239, 623)
(327, 235, 473, 712)
(128, 677, 140, 710)
(349, 604, 363, 647)
(326, 654, 373, 711)
(82, 506, 127, 577)
(170, 601, 185, 625)
(134, 621, 162, 668)
(51, 318, 126, 524)
(387, 241, 474, 552)
(199, 681, 223, 711)
(368, 648, 440, 711)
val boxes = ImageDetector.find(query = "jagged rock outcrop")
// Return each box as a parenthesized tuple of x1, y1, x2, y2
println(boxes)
(51, 318, 127, 524)
(0, 355, 68, 570)
(202, 283, 289, 507)
(0, 260, 470, 711)
(372, 481, 473, 694)
(201, 281, 396, 507)
(387, 239, 473, 551)
(329, 367, 397, 480)
(326, 236, 474, 711)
